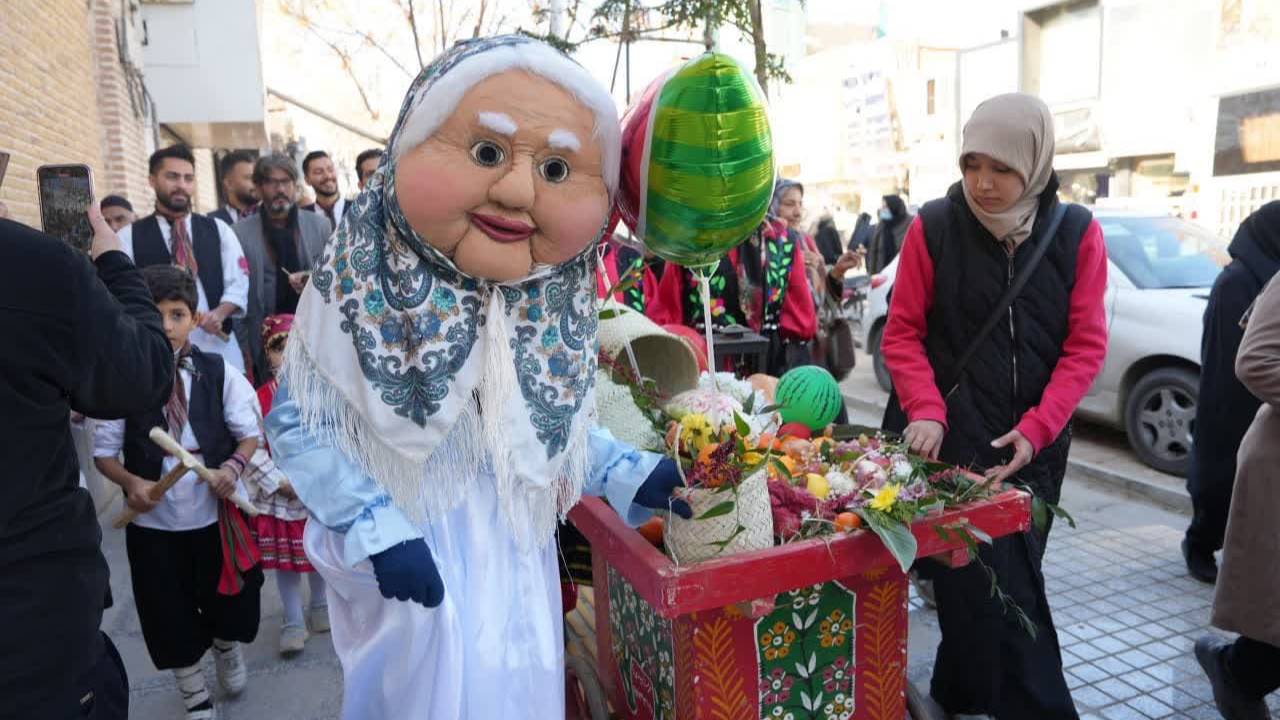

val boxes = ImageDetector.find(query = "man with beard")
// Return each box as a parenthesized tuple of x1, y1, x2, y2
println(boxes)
(210, 151, 260, 226)
(118, 145, 251, 372)
(355, 148, 383, 191)
(299, 150, 347, 228)
(233, 154, 330, 381)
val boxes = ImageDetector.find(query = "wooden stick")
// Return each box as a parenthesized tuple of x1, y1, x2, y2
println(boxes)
(147, 427, 260, 518)
(111, 461, 189, 529)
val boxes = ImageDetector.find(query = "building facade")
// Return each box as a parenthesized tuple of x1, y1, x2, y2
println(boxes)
(0, 0, 156, 226)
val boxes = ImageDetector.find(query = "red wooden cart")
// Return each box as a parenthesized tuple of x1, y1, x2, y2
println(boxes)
(566, 489, 1031, 720)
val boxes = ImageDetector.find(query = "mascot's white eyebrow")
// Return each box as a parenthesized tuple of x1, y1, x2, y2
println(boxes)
(477, 111, 517, 136)
(548, 129, 581, 152)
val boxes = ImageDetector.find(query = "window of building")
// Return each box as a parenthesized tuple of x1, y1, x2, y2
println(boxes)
(926, 79, 936, 116)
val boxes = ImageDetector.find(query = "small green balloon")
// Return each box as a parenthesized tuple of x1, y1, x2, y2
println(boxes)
(775, 366, 843, 431)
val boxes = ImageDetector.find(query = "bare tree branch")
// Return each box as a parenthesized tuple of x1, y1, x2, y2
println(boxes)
(472, 0, 488, 38)
(277, 1, 383, 122)
(302, 24, 381, 121)
(402, 0, 427, 71)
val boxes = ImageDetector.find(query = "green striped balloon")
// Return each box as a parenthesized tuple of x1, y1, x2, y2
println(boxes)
(617, 53, 775, 270)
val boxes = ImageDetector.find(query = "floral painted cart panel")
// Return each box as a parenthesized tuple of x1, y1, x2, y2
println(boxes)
(569, 489, 1029, 720)
(599, 559, 908, 720)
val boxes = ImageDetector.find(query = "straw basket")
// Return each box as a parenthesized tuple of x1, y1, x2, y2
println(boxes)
(595, 306, 701, 451)
(596, 306, 700, 393)
(665, 469, 773, 564)
(595, 371, 665, 452)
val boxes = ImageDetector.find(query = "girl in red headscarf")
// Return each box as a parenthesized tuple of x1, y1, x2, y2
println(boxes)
(244, 314, 328, 657)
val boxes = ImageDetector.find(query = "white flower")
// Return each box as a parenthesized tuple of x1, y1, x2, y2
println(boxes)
(890, 454, 913, 482)
(825, 470, 855, 497)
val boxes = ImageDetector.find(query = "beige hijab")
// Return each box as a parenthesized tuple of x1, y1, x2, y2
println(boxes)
(960, 93, 1056, 246)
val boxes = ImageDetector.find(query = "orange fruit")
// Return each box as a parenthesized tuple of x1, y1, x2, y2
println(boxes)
(782, 437, 812, 459)
(834, 512, 861, 532)
(768, 455, 797, 479)
(697, 442, 721, 466)
(754, 433, 780, 452)
(638, 516, 664, 546)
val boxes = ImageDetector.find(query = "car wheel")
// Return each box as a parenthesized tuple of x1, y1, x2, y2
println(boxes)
(1124, 367, 1197, 476)
(870, 324, 893, 393)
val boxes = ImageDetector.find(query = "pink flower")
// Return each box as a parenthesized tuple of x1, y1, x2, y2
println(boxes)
(822, 657, 851, 693)
(760, 668, 793, 705)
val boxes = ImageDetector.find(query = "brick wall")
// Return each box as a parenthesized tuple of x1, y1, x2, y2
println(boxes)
(90, 0, 155, 216)
(0, 0, 106, 227)
(0, 0, 155, 228)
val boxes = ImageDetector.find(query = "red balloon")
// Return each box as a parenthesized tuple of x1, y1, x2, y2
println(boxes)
(616, 69, 674, 237)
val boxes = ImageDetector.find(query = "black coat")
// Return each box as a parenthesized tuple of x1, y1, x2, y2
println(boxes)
(813, 218, 844, 265)
(0, 219, 173, 718)
(1188, 202, 1280, 505)
(867, 195, 912, 274)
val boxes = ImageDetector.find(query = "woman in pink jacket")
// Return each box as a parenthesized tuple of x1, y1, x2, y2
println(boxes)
(881, 93, 1109, 719)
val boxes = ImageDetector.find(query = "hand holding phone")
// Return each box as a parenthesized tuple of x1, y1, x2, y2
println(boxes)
(86, 203, 122, 260)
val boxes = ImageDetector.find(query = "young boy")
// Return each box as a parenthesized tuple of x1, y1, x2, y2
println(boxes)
(94, 265, 263, 720)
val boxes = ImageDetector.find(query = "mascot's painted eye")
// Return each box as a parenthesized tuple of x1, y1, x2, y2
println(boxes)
(470, 141, 505, 167)
(538, 157, 570, 184)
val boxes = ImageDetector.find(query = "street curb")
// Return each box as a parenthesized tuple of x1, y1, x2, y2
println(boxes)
(842, 392, 1193, 514)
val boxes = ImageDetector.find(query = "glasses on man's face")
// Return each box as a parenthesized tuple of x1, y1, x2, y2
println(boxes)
(261, 176, 294, 189)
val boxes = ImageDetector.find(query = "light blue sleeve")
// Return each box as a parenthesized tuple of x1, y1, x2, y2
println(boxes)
(265, 381, 421, 567)
(585, 425, 663, 528)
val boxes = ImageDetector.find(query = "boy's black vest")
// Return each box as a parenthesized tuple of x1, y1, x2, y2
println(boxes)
(122, 347, 235, 481)
(132, 213, 225, 309)
(911, 177, 1092, 502)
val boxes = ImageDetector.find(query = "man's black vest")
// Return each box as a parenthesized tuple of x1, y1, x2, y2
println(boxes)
(132, 213, 225, 308)
(122, 347, 235, 481)
(919, 178, 1092, 501)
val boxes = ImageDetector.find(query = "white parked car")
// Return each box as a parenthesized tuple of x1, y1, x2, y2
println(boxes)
(862, 212, 1228, 476)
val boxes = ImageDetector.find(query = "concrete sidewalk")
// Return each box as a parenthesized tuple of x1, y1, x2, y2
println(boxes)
(838, 352, 1192, 513)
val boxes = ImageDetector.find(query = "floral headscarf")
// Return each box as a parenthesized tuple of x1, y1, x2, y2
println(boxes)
(279, 36, 618, 548)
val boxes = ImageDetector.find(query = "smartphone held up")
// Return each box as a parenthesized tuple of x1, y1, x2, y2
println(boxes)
(37, 164, 95, 253)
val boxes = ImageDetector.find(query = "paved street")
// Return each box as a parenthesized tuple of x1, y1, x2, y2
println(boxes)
(95, 400, 1272, 718)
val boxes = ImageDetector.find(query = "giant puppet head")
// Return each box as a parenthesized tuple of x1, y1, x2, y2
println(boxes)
(390, 41, 619, 282)
(282, 36, 621, 548)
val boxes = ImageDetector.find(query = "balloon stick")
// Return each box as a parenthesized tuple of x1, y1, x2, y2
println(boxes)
(697, 269, 719, 392)
(596, 248, 643, 382)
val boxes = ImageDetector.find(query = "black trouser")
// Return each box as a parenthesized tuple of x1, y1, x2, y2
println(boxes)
(0, 547, 120, 720)
(78, 632, 129, 719)
(1184, 447, 1234, 554)
(125, 523, 263, 669)
(930, 519, 1078, 719)
(1227, 635, 1280, 699)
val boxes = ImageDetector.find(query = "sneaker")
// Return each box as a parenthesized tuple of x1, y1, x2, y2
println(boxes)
(279, 625, 308, 656)
(174, 665, 215, 720)
(212, 642, 247, 695)
(1182, 538, 1218, 584)
(185, 700, 215, 720)
(308, 605, 331, 634)
(1194, 635, 1268, 720)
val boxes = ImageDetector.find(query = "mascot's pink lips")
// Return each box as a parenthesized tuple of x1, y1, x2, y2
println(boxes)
(469, 213, 535, 243)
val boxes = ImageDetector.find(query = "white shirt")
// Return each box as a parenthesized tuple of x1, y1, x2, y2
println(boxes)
(93, 356, 261, 531)
(118, 215, 251, 371)
(307, 196, 347, 227)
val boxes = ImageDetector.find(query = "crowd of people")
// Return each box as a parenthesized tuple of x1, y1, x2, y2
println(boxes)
(2, 40, 1278, 720)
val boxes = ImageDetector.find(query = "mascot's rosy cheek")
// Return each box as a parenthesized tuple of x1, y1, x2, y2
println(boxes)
(393, 69, 612, 283)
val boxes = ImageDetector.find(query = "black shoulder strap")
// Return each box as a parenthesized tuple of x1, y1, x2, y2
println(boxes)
(941, 202, 1070, 398)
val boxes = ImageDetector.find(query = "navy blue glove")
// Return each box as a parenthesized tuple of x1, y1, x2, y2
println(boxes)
(370, 539, 445, 608)
(633, 458, 693, 518)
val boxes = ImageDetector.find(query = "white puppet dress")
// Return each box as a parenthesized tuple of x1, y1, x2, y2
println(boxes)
(266, 36, 675, 719)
